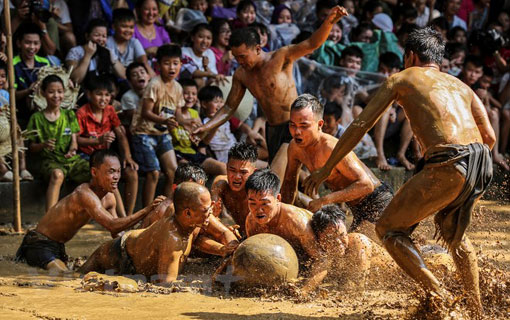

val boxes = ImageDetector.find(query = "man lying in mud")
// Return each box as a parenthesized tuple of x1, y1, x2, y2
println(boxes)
(16, 150, 165, 272)
(79, 182, 237, 283)
(281, 94, 393, 233)
(304, 27, 495, 316)
(211, 142, 258, 236)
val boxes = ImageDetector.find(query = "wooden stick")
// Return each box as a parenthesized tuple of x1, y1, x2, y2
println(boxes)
(4, 1, 22, 232)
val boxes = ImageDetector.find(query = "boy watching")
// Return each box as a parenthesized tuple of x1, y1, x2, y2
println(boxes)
(77, 76, 139, 216)
(130, 44, 184, 207)
(459, 55, 484, 87)
(14, 22, 51, 127)
(107, 8, 155, 77)
(121, 62, 150, 128)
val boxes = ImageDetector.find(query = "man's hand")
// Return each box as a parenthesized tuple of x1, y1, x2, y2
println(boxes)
(220, 240, 239, 257)
(227, 225, 242, 240)
(149, 195, 167, 210)
(247, 130, 264, 146)
(303, 167, 330, 197)
(44, 138, 56, 151)
(307, 198, 324, 213)
(328, 6, 348, 24)
(123, 157, 139, 170)
(84, 41, 97, 57)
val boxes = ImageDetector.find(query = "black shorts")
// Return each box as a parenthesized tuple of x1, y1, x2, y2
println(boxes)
(349, 181, 394, 231)
(15, 230, 68, 269)
(265, 121, 293, 164)
(175, 150, 208, 165)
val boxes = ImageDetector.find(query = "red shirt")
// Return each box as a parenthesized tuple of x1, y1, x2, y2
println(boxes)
(77, 103, 121, 155)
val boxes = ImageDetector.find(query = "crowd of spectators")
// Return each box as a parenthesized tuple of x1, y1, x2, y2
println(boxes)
(0, 0, 509, 215)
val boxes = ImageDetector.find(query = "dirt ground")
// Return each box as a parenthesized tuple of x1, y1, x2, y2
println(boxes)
(0, 200, 509, 320)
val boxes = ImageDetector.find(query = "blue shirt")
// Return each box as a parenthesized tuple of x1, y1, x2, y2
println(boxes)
(13, 55, 50, 90)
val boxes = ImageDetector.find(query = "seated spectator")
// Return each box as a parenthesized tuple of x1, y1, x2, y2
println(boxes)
(130, 45, 182, 207)
(189, 0, 208, 14)
(361, 0, 383, 23)
(27, 75, 90, 211)
(210, 0, 238, 20)
(172, 79, 227, 176)
(14, 23, 51, 127)
(271, 4, 292, 25)
(459, 55, 483, 88)
(232, 0, 256, 29)
(445, 42, 466, 76)
(77, 76, 139, 216)
(46, 0, 76, 54)
(339, 0, 357, 40)
(181, 23, 226, 88)
(210, 18, 233, 75)
(447, 26, 467, 45)
(442, 0, 467, 31)
(65, 19, 126, 85)
(252, 22, 270, 51)
(350, 23, 374, 44)
(107, 8, 155, 77)
(430, 17, 449, 41)
(121, 62, 150, 128)
(134, 0, 171, 61)
(415, 0, 439, 28)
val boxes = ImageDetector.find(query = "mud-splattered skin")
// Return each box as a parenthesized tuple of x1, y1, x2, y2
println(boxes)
(36, 157, 163, 244)
(303, 52, 496, 315)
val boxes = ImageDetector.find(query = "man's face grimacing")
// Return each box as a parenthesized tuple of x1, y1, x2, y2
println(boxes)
(186, 192, 213, 229)
(232, 44, 260, 70)
(248, 190, 280, 225)
(289, 107, 323, 148)
(227, 159, 256, 192)
(317, 222, 348, 255)
(93, 156, 122, 192)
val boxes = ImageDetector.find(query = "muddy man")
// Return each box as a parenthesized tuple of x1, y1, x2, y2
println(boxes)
(193, 6, 349, 181)
(304, 27, 495, 316)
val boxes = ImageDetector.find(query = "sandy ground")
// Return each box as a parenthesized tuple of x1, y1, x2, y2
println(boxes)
(0, 200, 509, 320)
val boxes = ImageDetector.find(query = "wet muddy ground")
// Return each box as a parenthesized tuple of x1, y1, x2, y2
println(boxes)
(0, 200, 509, 320)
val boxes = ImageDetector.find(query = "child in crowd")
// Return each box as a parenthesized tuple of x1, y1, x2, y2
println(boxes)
(172, 79, 227, 175)
(76, 76, 139, 216)
(210, 19, 233, 76)
(459, 55, 483, 88)
(130, 44, 183, 207)
(189, 0, 209, 13)
(233, 0, 256, 29)
(66, 19, 126, 85)
(252, 22, 270, 51)
(121, 62, 150, 128)
(337, 46, 366, 121)
(14, 23, 51, 127)
(107, 8, 155, 77)
(27, 75, 89, 211)
(447, 26, 467, 45)
(445, 42, 466, 76)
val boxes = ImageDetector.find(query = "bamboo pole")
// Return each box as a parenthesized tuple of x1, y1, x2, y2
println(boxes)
(4, 1, 22, 232)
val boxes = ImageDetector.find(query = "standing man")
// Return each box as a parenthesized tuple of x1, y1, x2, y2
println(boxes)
(193, 6, 348, 180)
(304, 27, 495, 316)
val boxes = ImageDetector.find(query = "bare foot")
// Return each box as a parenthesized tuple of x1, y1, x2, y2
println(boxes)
(397, 153, 415, 171)
(493, 153, 510, 171)
(376, 156, 391, 171)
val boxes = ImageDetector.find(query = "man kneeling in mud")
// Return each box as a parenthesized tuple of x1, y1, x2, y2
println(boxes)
(16, 150, 164, 272)
(80, 183, 237, 283)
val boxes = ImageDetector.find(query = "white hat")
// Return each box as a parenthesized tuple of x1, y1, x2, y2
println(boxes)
(372, 13, 393, 33)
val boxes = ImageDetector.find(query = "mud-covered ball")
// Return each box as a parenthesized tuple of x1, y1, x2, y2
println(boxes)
(232, 233, 299, 286)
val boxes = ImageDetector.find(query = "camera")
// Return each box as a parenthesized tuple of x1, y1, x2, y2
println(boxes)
(29, 0, 51, 23)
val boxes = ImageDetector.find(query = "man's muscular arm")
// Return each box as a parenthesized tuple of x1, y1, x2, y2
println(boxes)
(471, 90, 496, 149)
(281, 143, 303, 204)
(284, 6, 347, 61)
(156, 250, 181, 284)
(82, 192, 165, 235)
(203, 215, 240, 246)
(304, 77, 397, 196)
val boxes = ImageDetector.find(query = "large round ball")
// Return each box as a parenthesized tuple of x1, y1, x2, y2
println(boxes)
(232, 233, 299, 286)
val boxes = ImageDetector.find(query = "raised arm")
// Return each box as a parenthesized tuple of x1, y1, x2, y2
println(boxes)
(281, 143, 303, 204)
(471, 90, 496, 149)
(193, 72, 246, 139)
(284, 6, 347, 61)
(303, 77, 397, 196)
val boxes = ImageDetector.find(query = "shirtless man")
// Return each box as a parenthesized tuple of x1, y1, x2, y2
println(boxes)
(16, 150, 164, 272)
(303, 27, 495, 315)
(211, 142, 258, 236)
(244, 169, 324, 277)
(193, 6, 348, 180)
(281, 94, 393, 232)
(79, 183, 238, 283)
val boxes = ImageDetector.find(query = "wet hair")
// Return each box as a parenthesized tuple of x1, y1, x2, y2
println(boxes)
(229, 27, 260, 48)
(198, 85, 223, 102)
(113, 8, 136, 25)
(236, 0, 256, 15)
(405, 27, 445, 65)
(341, 45, 364, 60)
(323, 101, 343, 120)
(447, 26, 466, 42)
(311, 204, 347, 237)
(245, 169, 280, 196)
(90, 149, 120, 169)
(41, 75, 64, 92)
(351, 23, 373, 42)
(14, 23, 42, 43)
(174, 163, 208, 185)
(85, 74, 114, 93)
(379, 52, 401, 70)
(271, 5, 292, 24)
(156, 44, 182, 63)
(464, 55, 483, 68)
(126, 62, 148, 81)
(228, 142, 258, 163)
(191, 23, 212, 37)
(291, 93, 324, 119)
(179, 78, 198, 89)
(316, 0, 338, 15)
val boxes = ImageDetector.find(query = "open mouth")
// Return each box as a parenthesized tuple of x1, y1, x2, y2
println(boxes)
(232, 181, 242, 188)
(256, 214, 266, 219)
(295, 137, 303, 144)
